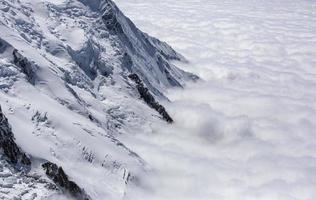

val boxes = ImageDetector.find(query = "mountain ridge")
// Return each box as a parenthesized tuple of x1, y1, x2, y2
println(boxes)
(0, 0, 197, 199)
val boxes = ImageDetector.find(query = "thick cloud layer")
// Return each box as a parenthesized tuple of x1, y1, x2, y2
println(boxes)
(115, 0, 316, 199)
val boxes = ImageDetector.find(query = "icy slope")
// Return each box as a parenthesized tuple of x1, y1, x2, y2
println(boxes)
(0, 106, 64, 199)
(0, 0, 196, 199)
(115, 0, 316, 200)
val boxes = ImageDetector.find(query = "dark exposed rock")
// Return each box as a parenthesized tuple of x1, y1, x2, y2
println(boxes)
(102, 4, 123, 33)
(67, 41, 98, 80)
(0, 37, 38, 85)
(0, 106, 31, 171)
(12, 49, 36, 84)
(67, 40, 113, 81)
(42, 162, 91, 200)
(128, 73, 173, 123)
(0, 38, 10, 54)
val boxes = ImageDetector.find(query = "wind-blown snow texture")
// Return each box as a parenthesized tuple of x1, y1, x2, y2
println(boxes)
(114, 0, 316, 200)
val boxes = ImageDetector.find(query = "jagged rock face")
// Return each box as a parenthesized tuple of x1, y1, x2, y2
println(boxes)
(128, 74, 173, 123)
(0, 38, 37, 86)
(0, 38, 10, 54)
(0, 106, 31, 170)
(12, 49, 37, 84)
(42, 162, 90, 200)
(99, 0, 198, 94)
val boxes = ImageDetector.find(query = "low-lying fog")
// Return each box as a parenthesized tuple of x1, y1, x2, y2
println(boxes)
(115, 0, 316, 199)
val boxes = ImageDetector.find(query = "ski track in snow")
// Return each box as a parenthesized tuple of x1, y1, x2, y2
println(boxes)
(114, 0, 316, 200)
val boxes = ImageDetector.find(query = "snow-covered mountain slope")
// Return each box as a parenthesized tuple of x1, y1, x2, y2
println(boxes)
(0, 106, 64, 199)
(0, 0, 197, 199)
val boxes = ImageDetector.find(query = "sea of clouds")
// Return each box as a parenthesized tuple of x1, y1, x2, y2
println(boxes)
(115, 0, 316, 199)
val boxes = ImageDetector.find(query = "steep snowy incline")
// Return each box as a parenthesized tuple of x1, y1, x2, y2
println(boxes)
(0, 0, 197, 199)
(0, 106, 65, 199)
(115, 0, 316, 200)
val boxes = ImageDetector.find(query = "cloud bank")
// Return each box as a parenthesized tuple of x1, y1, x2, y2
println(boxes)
(115, 0, 316, 199)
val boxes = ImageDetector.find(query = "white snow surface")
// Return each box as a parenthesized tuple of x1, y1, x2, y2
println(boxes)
(114, 0, 316, 200)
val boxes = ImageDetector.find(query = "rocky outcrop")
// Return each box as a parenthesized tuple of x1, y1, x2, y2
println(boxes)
(0, 37, 37, 85)
(0, 106, 31, 171)
(128, 73, 173, 123)
(0, 38, 11, 54)
(12, 49, 37, 84)
(42, 162, 91, 200)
